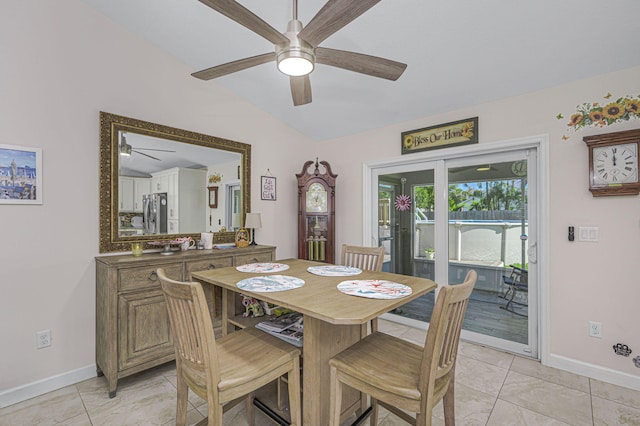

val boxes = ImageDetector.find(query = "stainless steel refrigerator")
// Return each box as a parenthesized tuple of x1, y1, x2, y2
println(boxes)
(142, 193, 167, 234)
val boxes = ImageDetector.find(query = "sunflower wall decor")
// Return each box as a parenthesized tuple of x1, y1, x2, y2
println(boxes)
(558, 93, 640, 140)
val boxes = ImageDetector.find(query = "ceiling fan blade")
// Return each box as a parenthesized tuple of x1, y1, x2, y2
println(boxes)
(192, 52, 275, 80)
(290, 75, 312, 106)
(298, 0, 382, 47)
(133, 148, 176, 153)
(316, 47, 407, 81)
(198, 0, 288, 45)
(132, 150, 161, 161)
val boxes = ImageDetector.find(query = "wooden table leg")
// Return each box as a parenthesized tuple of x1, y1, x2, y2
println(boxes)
(303, 316, 363, 426)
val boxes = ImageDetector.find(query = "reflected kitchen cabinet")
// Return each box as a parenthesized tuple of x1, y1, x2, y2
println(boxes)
(150, 167, 206, 233)
(119, 177, 134, 212)
(133, 178, 150, 213)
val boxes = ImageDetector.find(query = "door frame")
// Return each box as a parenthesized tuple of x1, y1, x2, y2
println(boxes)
(363, 135, 549, 361)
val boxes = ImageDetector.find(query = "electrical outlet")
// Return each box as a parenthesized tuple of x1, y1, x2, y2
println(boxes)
(589, 321, 602, 338)
(36, 329, 51, 349)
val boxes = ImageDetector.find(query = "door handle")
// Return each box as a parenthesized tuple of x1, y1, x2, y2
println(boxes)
(528, 242, 537, 264)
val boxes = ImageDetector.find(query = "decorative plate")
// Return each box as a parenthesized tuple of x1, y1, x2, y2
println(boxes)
(236, 275, 304, 292)
(236, 263, 290, 273)
(307, 265, 362, 277)
(337, 280, 412, 299)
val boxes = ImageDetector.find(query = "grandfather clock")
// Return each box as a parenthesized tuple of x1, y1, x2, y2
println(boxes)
(296, 159, 337, 263)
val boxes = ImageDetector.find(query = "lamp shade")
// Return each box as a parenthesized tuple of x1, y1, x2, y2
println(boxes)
(245, 213, 262, 229)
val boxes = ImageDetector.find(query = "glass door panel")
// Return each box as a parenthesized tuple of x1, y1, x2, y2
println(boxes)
(378, 169, 436, 324)
(447, 155, 534, 354)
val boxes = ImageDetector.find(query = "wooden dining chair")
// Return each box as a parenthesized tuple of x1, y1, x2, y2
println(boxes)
(341, 244, 385, 332)
(341, 244, 385, 273)
(157, 268, 302, 426)
(328, 270, 477, 426)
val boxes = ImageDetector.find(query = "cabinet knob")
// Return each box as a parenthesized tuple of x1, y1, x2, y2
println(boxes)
(207, 264, 216, 270)
(148, 271, 158, 281)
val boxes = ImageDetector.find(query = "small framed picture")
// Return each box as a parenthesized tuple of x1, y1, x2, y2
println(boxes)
(261, 176, 276, 200)
(0, 144, 42, 204)
(208, 186, 218, 208)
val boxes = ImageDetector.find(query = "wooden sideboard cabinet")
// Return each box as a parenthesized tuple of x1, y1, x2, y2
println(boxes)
(95, 245, 276, 397)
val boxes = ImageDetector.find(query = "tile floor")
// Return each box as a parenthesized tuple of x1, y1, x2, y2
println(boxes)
(2, 319, 640, 425)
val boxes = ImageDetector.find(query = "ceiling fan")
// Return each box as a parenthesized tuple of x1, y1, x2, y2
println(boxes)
(192, 0, 407, 106)
(119, 133, 176, 161)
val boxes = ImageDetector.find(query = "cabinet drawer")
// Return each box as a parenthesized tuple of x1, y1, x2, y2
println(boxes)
(185, 257, 233, 280)
(234, 251, 274, 266)
(118, 263, 183, 292)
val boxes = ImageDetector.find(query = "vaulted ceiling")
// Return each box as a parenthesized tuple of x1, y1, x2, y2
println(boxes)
(81, 0, 640, 141)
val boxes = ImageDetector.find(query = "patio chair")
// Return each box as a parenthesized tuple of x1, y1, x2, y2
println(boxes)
(500, 265, 528, 316)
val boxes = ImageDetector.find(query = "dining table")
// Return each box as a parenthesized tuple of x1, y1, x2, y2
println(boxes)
(191, 258, 437, 426)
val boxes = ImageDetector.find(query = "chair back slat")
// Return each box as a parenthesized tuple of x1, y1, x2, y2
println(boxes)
(157, 268, 221, 385)
(420, 270, 476, 386)
(341, 244, 384, 272)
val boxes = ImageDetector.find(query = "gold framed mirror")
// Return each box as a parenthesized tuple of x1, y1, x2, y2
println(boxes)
(99, 111, 251, 253)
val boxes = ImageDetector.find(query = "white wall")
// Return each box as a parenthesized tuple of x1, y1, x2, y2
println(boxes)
(2, 0, 639, 405)
(0, 0, 309, 400)
(320, 66, 640, 388)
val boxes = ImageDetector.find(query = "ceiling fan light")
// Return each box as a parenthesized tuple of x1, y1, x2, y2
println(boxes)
(277, 49, 314, 76)
(120, 141, 132, 157)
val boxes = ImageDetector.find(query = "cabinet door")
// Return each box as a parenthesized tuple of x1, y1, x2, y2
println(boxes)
(167, 170, 179, 220)
(119, 177, 134, 212)
(133, 178, 150, 213)
(118, 289, 174, 370)
(151, 174, 169, 193)
(186, 257, 234, 320)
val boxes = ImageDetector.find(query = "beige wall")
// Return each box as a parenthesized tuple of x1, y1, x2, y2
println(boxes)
(0, 0, 309, 396)
(1, 0, 639, 403)
(320, 66, 640, 386)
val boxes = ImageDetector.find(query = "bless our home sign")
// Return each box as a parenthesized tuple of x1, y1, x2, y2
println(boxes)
(402, 117, 478, 154)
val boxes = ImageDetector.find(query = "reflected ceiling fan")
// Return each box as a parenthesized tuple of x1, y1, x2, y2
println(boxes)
(119, 133, 176, 161)
(192, 0, 407, 106)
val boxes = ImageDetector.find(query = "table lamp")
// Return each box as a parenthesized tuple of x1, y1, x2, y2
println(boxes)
(245, 213, 262, 246)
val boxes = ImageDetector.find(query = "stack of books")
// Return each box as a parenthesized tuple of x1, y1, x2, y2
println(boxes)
(256, 312, 303, 347)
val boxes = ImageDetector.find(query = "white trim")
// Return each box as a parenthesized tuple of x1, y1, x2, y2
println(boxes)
(547, 353, 640, 392)
(383, 313, 640, 392)
(364, 134, 549, 361)
(0, 364, 96, 408)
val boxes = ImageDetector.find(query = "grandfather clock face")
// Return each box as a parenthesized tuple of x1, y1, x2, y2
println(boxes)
(305, 182, 328, 213)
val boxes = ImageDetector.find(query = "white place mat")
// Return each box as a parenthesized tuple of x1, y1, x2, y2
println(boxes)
(307, 265, 362, 276)
(337, 280, 412, 299)
(236, 262, 290, 273)
(236, 275, 304, 292)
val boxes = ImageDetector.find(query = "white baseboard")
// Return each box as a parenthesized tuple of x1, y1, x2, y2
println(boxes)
(0, 364, 96, 409)
(546, 353, 640, 392)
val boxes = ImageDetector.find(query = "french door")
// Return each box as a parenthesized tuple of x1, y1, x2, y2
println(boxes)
(366, 141, 541, 357)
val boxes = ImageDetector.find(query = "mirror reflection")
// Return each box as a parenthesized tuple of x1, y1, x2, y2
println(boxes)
(117, 131, 242, 237)
(99, 112, 251, 253)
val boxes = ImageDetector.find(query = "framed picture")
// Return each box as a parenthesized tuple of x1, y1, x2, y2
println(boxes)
(0, 144, 42, 204)
(261, 175, 276, 200)
(402, 117, 478, 154)
(208, 186, 218, 208)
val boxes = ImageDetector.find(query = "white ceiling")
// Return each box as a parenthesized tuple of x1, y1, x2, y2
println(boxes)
(81, 0, 640, 141)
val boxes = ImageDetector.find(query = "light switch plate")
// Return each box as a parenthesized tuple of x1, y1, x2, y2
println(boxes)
(578, 227, 599, 242)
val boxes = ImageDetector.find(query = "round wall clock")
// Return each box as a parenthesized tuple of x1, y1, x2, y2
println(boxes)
(584, 129, 640, 197)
